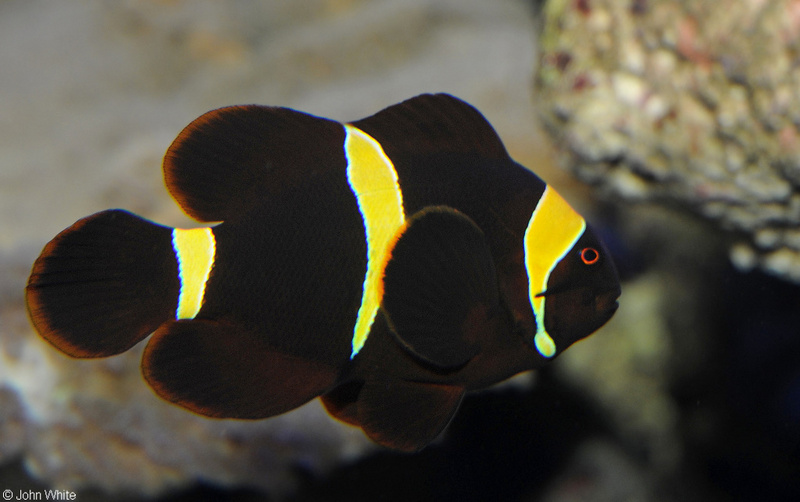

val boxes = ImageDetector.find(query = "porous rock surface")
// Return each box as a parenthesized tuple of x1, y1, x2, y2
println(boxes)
(535, 0, 800, 281)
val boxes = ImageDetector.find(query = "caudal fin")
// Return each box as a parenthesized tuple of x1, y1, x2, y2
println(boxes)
(26, 209, 180, 358)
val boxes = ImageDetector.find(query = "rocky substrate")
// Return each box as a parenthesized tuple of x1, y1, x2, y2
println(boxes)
(536, 0, 800, 282)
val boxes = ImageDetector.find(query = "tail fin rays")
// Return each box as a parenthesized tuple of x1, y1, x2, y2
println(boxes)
(26, 209, 180, 358)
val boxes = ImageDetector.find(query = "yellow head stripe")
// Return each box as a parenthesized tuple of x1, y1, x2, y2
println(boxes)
(524, 186, 586, 358)
(172, 227, 216, 320)
(344, 124, 405, 358)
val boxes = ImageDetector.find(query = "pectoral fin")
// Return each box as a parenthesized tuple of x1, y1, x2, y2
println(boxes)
(381, 206, 500, 369)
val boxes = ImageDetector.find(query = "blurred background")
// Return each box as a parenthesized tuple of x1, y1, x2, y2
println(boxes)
(1, 0, 799, 500)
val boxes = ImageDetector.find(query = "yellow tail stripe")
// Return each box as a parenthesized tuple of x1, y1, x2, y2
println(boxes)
(344, 124, 405, 358)
(172, 227, 216, 320)
(524, 186, 586, 358)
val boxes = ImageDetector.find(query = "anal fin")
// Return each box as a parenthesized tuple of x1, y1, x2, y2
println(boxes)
(142, 319, 339, 419)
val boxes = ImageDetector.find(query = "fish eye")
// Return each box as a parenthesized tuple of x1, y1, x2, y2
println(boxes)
(579, 247, 600, 265)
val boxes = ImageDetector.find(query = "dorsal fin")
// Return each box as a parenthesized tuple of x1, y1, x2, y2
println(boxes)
(351, 93, 510, 163)
(163, 105, 345, 223)
(163, 95, 508, 223)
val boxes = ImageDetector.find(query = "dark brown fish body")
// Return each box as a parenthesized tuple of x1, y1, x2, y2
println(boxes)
(26, 94, 620, 452)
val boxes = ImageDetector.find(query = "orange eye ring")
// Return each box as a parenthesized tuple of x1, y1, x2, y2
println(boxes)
(580, 247, 599, 265)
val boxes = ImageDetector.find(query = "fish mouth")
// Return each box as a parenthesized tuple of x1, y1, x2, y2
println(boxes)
(536, 283, 621, 311)
(596, 286, 621, 317)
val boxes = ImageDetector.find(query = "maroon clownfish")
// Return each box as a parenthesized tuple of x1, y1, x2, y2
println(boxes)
(26, 94, 620, 452)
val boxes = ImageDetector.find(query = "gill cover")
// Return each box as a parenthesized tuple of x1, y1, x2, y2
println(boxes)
(523, 186, 586, 358)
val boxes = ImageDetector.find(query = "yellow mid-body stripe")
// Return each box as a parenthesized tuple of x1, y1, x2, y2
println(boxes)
(524, 186, 586, 358)
(344, 124, 405, 358)
(172, 227, 216, 320)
